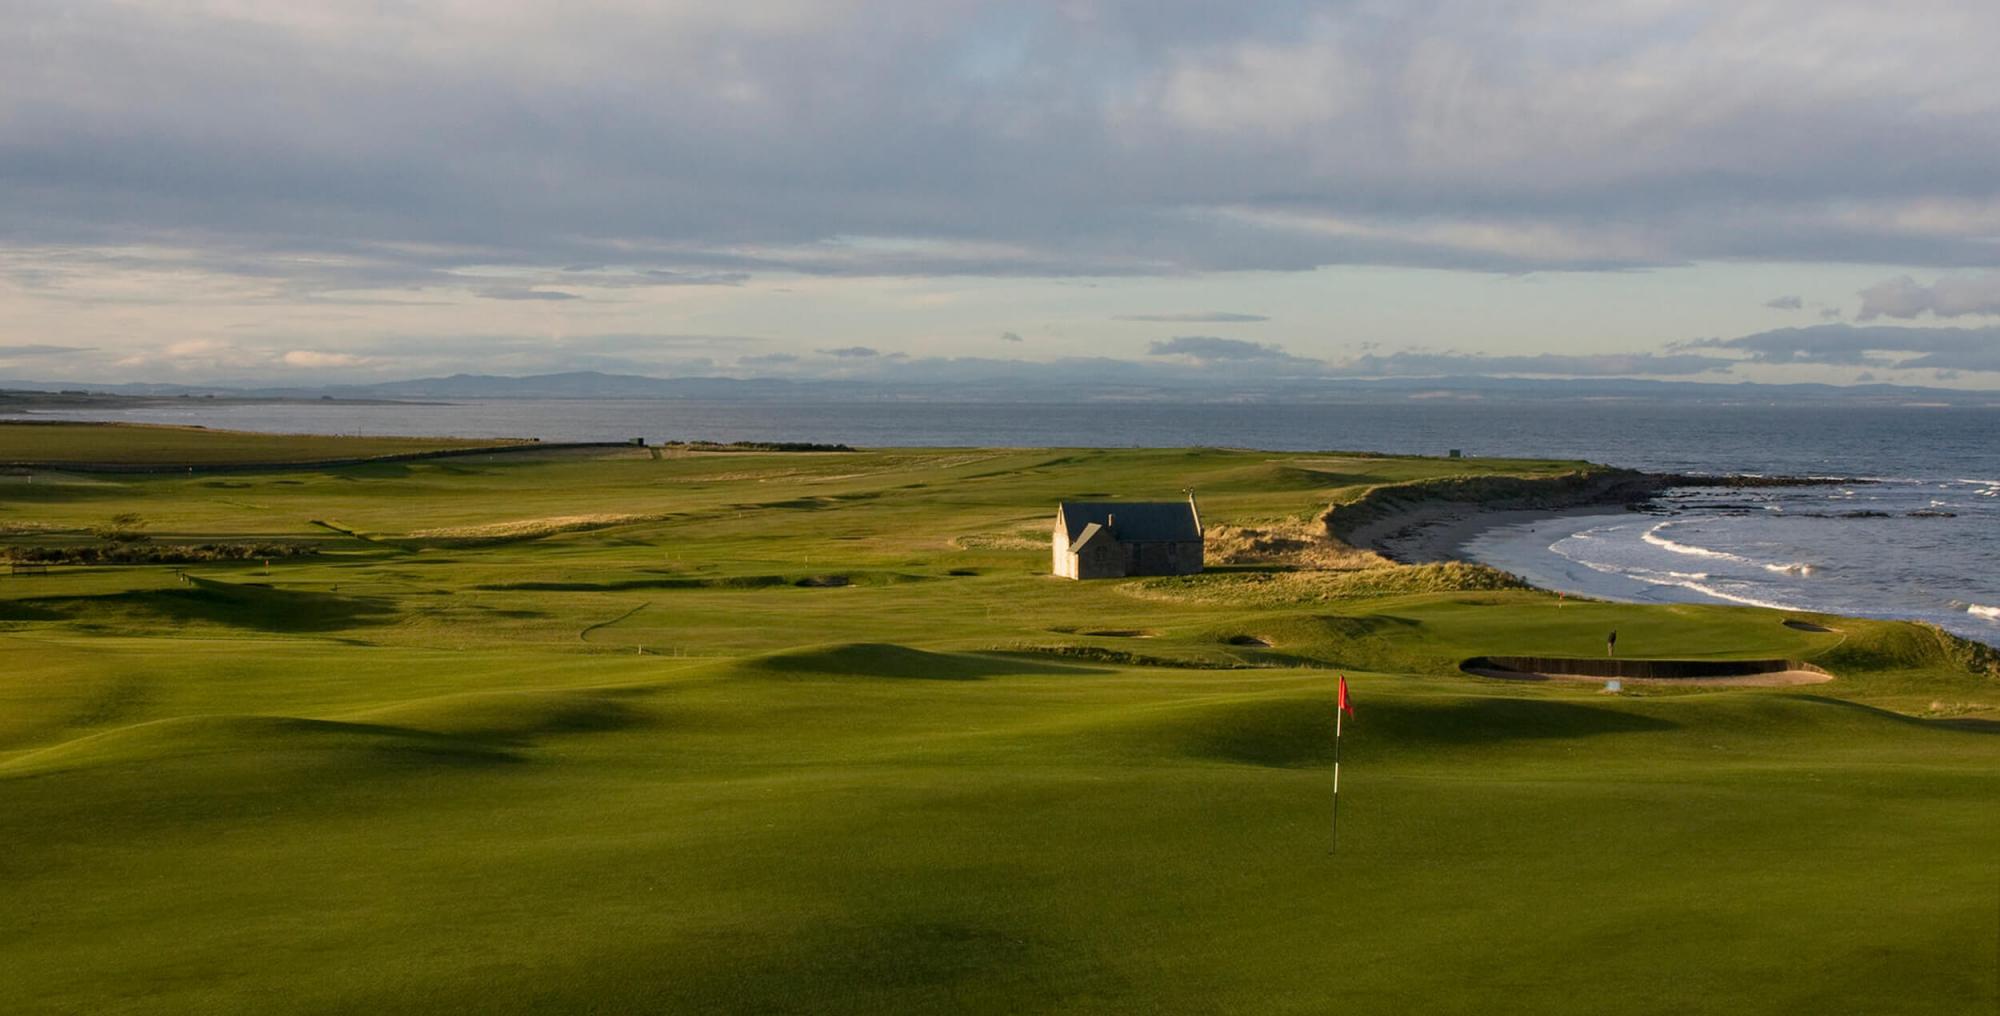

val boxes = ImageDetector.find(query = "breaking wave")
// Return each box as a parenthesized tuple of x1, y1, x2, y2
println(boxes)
(1643, 523, 1817, 577)
(1464, 472, 2000, 648)
(1642, 522, 1750, 563)
(1670, 578, 1803, 612)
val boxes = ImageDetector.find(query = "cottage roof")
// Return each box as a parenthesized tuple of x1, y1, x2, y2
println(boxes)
(1068, 521, 1112, 553)
(1058, 501, 1201, 546)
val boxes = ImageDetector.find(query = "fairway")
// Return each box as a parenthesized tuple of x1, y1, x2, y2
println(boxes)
(2, 433, 1995, 1015)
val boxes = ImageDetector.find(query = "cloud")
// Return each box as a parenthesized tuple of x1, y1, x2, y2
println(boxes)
(281, 350, 370, 368)
(1115, 312, 1270, 323)
(1857, 273, 2000, 320)
(1898, 349, 2000, 372)
(999, 331, 1023, 342)
(635, 270, 750, 287)
(817, 346, 881, 358)
(8, 0, 2000, 299)
(1148, 336, 1292, 362)
(738, 353, 800, 365)
(1330, 351, 1735, 378)
(1686, 323, 2000, 369)
(479, 288, 582, 301)
(1856, 276, 1934, 321)
(1764, 295, 1803, 310)
(0, 344, 94, 358)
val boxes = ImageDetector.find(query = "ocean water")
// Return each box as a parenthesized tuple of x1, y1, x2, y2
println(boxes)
(23, 397, 2000, 644)
(1464, 483, 2000, 644)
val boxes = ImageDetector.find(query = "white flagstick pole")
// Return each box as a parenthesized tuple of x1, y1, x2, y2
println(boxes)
(1331, 698, 1343, 855)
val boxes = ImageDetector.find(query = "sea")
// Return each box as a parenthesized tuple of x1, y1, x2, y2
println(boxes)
(22, 397, 2000, 646)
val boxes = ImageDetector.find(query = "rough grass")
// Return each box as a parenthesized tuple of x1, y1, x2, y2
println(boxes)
(407, 512, 669, 541)
(1204, 518, 1390, 569)
(4, 541, 318, 565)
(1128, 561, 1531, 605)
(0, 431, 1994, 1015)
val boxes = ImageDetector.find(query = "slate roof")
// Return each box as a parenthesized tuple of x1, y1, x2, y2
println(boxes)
(1058, 501, 1201, 548)
(1068, 521, 1111, 552)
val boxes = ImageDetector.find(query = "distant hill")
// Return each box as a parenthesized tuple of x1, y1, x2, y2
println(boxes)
(4, 369, 1996, 405)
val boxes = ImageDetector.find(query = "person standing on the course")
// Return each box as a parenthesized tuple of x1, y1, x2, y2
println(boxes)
(1607, 629, 1618, 658)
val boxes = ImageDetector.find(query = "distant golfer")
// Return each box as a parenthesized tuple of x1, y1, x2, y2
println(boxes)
(1607, 629, 1618, 658)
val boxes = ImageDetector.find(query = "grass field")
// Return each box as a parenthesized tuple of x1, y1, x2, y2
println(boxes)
(2, 430, 1995, 1014)
(0, 421, 529, 466)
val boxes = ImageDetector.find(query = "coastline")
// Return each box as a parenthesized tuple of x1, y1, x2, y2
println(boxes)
(1343, 501, 1634, 565)
(1336, 470, 2000, 649)
(1329, 468, 1860, 567)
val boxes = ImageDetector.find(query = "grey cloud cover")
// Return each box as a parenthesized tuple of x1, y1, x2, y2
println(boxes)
(1116, 312, 1270, 323)
(1330, 351, 1735, 378)
(1148, 336, 1292, 362)
(480, 288, 582, 301)
(1857, 273, 2000, 320)
(0, 344, 95, 357)
(7, 0, 2000, 296)
(1686, 323, 2000, 366)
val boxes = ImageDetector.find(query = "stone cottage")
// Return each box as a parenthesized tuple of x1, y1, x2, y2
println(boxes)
(1052, 494, 1204, 579)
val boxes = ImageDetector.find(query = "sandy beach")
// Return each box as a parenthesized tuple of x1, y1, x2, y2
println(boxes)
(1342, 502, 1641, 565)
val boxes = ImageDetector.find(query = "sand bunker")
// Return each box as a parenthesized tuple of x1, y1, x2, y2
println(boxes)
(1463, 655, 1832, 687)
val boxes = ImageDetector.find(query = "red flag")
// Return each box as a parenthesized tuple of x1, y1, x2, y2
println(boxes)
(1337, 675, 1356, 718)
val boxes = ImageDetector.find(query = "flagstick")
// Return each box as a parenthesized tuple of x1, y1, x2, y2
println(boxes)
(1331, 702, 1343, 855)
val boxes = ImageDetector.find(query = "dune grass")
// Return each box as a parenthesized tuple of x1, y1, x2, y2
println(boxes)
(0, 430, 1994, 1014)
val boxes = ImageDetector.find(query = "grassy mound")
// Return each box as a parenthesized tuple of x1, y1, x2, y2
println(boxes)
(347, 688, 665, 742)
(1, 714, 517, 778)
(749, 643, 1099, 680)
(24, 578, 397, 632)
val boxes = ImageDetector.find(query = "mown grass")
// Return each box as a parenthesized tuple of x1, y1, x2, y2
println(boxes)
(0, 430, 1994, 1015)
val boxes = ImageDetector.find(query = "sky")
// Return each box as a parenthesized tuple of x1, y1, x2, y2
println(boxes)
(3, 0, 2000, 387)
